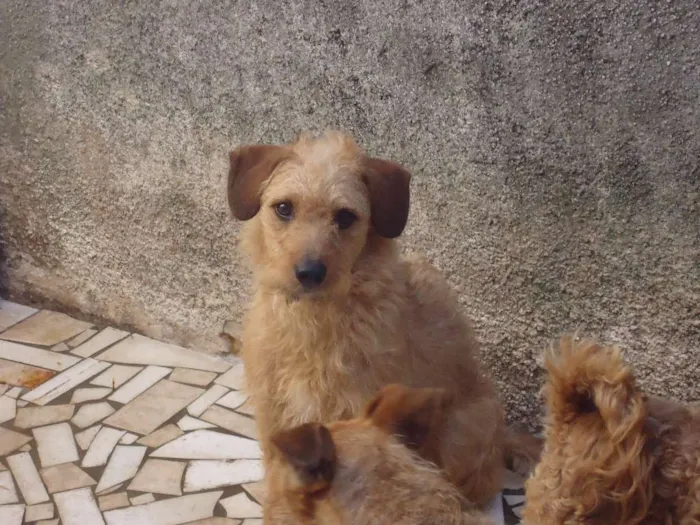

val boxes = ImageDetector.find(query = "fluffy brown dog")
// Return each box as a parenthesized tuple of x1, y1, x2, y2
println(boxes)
(266, 384, 493, 525)
(228, 131, 540, 506)
(523, 337, 700, 525)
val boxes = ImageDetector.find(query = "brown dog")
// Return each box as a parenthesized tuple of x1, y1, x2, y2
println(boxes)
(523, 337, 700, 525)
(228, 131, 540, 506)
(266, 384, 493, 525)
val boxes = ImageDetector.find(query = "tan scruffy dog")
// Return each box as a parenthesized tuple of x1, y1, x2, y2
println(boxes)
(523, 337, 700, 525)
(266, 384, 493, 525)
(228, 131, 540, 507)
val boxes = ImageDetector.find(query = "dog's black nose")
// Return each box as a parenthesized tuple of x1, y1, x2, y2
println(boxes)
(295, 259, 327, 288)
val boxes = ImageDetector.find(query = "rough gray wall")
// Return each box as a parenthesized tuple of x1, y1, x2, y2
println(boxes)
(1, 0, 698, 426)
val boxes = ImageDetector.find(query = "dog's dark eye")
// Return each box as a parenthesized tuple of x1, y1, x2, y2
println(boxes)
(274, 201, 293, 220)
(334, 209, 358, 230)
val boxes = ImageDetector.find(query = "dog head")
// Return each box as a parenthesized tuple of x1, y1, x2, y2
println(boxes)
(227, 132, 411, 298)
(265, 384, 468, 525)
(522, 337, 654, 525)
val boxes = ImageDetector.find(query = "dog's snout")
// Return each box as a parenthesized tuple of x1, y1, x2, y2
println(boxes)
(294, 259, 327, 289)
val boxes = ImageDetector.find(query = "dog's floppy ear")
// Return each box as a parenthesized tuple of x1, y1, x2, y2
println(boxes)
(363, 158, 412, 238)
(228, 144, 289, 220)
(364, 384, 454, 450)
(271, 423, 337, 493)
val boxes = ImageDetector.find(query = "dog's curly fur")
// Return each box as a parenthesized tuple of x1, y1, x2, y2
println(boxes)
(228, 131, 541, 507)
(523, 337, 700, 525)
(265, 384, 494, 525)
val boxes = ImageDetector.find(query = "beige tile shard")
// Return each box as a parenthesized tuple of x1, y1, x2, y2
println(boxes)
(0, 340, 81, 371)
(0, 310, 91, 346)
(96, 445, 147, 494)
(220, 492, 262, 519)
(186, 384, 229, 417)
(242, 480, 267, 505)
(169, 367, 218, 386)
(70, 387, 112, 404)
(82, 427, 126, 468)
(21, 358, 110, 406)
(177, 415, 216, 431)
(97, 334, 231, 373)
(215, 390, 248, 411)
(67, 328, 98, 348)
(6, 386, 24, 398)
(108, 365, 171, 404)
(75, 424, 102, 450)
(242, 520, 262, 525)
(50, 342, 70, 352)
(33, 423, 79, 467)
(235, 399, 255, 417)
(135, 424, 184, 448)
(71, 328, 129, 358)
(0, 360, 55, 389)
(128, 458, 185, 496)
(213, 362, 246, 390)
(0, 504, 25, 525)
(25, 502, 54, 522)
(0, 299, 37, 331)
(119, 432, 139, 444)
(7, 452, 49, 504)
(40, 463, 96, 493)
(184, 460, 264, 492)
(151, 430, 262, 460)
(36, 520, 59, 525)
(71, 401, 115, 428)
(0, 470, 20, 504)
(103, 490, 223, 525)
(0, 394, 16, 424)
(98, 492, 130, 511)
(0, 383, 7, 395)
(0, 428, 32, 456)
(90, 364, 142, 388)
(129, 493, 155, 505)
(54, 487, 105, 525)
(105, 379, 203, 435)
(200, 406, 258, 440)
(187, 519, 242, 525)
(14, 404, 75, 429)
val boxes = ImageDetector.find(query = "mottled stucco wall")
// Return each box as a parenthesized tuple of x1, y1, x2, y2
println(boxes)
(1, 0, 698, 427)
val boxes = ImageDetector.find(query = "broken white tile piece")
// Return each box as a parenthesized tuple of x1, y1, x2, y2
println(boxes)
(0, 383, 7, 395)
(0, 428, 32, 456)
(7, 452, 49, 504)
(0, 504, 25, 525)
(16, 399, 28, 407)
(187, 384, 229, 417)
(0, 394, 16, 424)
(0, 460, 6, 471)
(213, 362, 246, 390)
(40, 463, 96, 493)
(107, 365, 171, 404)
(6, 386, 23, 398)
(119, 432, 139, 444)
(151, 429, 262, 460)
(0, 470, 19, 504)
(184, 460, 264, 492)
(128, 458, 185, 496)
(0, 340, 81, 371)
(187, 519, 241, 525)
(82, 427, 127, 468)
(0, 310, 91, 346)
(96, 445, 147, 494)
(14, 404, 75, 429)
(200, 405, 258, 439)
(25, 502, 54, 522)
(50, 342, 70, 352)
(35, 520, 59, 525)
(177, 415, 216, 431)
(242, 520, 262, 525)
(242, 481, 267, 505)
(22, 358, 110, 406)
(91, 364, 142, 388)
(97, 334, 231, 372)
(103, 490, 223, 525)
(135, 424, 184, 448)
(70, 387, 112, 404)
(98, 492, 130, 511)
(33, 423, 79, 467)
(20, 444, 32, 451)
(169, 367, 218, 386)
(67, 328, 98, 348)
(105, 379, 203, 435)
(220, 492, 262, 519)
(54, 487, 105, 525)
(71, 401, 115, 428)
(0, 359, 56, 390)
(129, 493, 155, 505)
(71, 328, 130, 358)
(504, 493, 527, 506)
(215, 390, 248, 411)
(0, 299, 37, 331)
(75, 424, 102, 450)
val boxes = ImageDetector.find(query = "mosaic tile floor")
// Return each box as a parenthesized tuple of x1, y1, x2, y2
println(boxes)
(0, 299, 526, 524)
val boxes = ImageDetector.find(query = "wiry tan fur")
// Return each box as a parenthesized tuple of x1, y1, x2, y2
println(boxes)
(266, 385, 494, 525)
(523, 337, 700, 525)
(228, 131, 541, 507)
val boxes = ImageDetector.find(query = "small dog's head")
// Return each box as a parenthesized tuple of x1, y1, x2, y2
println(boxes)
(522, 337, 655, 525)
(227, 132, 411, 298)
(265, 384, 470, 525)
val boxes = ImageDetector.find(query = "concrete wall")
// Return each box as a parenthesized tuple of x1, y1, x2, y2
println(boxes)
(1, 0, 698, 427)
